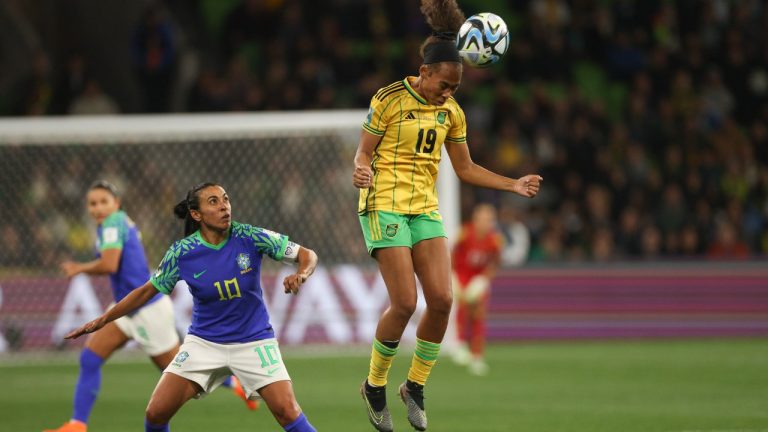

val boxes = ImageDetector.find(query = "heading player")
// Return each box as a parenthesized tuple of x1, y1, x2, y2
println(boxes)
(352, 1, 542, 430)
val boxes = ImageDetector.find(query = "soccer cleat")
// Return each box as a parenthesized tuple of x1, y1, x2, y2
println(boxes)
(360, 380, 393, 432)
(43, 420, 87, 432)
(231, 376, 259, 411)
(399, 381, 427, 431)
(451, 344, 471, 366)
(468, 358, 489, 376)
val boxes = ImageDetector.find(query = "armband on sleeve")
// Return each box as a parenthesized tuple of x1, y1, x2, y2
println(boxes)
(283, 241, 300, 262)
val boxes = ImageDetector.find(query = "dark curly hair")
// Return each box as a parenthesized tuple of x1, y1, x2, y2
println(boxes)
(419, 0, 466, 58)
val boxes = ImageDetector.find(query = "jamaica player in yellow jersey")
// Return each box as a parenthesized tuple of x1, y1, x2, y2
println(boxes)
(353, 1, 542, 431)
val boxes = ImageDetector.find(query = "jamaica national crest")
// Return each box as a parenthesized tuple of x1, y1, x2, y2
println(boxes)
(385, 223, 399, 238)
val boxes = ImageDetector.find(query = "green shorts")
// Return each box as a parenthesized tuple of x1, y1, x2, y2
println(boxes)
(359, 210, 447, 255)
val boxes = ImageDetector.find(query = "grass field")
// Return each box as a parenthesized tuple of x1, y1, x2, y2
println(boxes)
(3, 339, 768, 432)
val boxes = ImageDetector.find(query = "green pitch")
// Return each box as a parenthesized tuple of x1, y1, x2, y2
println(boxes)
(3, 339, 767, 431)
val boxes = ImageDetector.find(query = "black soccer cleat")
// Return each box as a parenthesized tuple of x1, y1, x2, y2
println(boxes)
(399, 380, 427, 431)
(361, 380, 393, 432)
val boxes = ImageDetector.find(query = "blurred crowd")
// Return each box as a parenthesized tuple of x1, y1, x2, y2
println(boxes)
(2, 0, 767, 263)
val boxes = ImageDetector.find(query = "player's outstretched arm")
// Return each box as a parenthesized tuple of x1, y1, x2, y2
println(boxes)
(283, 247, 318, 295)
(64, 281, 159, 339)
(60, 248, 122, 277)
(445, 141, 542, 198)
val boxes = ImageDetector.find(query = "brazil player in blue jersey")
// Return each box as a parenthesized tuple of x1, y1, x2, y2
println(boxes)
(45, 180, 181, 432)
(46, 181, 257, 432)
(65, 182, 319, 432)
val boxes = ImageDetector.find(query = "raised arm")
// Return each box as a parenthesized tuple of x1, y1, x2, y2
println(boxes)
(64, 281, 159, 339)
(445, 141, 542, 198)
(283, 246, 318, 295)
(352, 131, 382, 189)
(60, 248, 121, 277)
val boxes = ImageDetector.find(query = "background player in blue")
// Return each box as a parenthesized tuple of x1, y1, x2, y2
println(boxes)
(45, 180, 182, 432)
(46, 181, 256, 432)
(65, 183, 319, 432)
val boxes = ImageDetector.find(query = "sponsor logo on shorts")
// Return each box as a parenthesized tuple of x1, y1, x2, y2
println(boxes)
(385, 223, 399, 238)
(193, 269, 207, 279)
(267, 366, 281, 376)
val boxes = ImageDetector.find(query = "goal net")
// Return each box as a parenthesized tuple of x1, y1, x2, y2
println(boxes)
(0, 111, 461, 353)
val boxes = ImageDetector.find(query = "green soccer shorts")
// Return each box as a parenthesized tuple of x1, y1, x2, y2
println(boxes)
(358, 210, 447, 255)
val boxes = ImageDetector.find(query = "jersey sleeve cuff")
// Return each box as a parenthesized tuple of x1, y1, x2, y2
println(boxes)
(150, 278, 172, 295)
(362, 123, 385, 136)
(99, 244, 124, 251)
(274, 235, 289, 262)
(445, 136, 466, 143)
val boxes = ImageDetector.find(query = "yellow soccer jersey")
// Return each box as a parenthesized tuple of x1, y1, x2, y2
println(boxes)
(359, 76, 467, 215)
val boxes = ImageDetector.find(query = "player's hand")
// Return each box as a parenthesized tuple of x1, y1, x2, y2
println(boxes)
(512, 175, 543, 198)
(65, 316, 107, 339)
(60, 261, 81, 278)
(352, 165, 374, 189)
(283, 272, 308, 295)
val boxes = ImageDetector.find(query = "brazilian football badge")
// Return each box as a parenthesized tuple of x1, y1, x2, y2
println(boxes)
(172, 351, 189, 367)
(437, 111, 447, 124)
(237, 253, 252, 274)
(385, 223, 399, 238)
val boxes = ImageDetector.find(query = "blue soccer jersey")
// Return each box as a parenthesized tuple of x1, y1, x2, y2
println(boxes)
(149, 221, 289, 344)
(97, 210, 161, 306)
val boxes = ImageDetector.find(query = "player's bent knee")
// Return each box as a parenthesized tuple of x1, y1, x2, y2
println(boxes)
(145, 403, 173, 425)
(390, 301, 417, 321)
(427, 292, 453, 316)
(271, 399, 302, 426)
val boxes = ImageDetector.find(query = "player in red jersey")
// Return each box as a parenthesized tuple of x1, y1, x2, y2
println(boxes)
(451, 204, 503, 375)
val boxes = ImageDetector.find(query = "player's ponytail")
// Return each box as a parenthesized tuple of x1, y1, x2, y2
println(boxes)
(419, 0, 466, 64)
(174, 182, 220, 237)
(173, 199, 196, 236)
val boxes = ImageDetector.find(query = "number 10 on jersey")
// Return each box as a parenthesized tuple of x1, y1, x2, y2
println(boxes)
(214, 277, 241, 301)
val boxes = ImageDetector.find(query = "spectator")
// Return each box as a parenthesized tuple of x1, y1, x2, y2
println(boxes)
(132, 3, 177, 112)
(68, 80, 120, 115)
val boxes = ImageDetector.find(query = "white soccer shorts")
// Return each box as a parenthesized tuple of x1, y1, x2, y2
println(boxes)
(164, 334, 292, 400)
(111, 295, 179, 356)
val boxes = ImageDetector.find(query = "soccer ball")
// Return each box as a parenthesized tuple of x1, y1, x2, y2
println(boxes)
(456, 12, 510, 67)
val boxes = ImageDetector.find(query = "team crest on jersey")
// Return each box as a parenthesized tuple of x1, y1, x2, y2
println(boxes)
(385, 223, 399, 238)
(237, 253, 252, 274)
(437, 111, 447, 124)
(366, 106, 374, 124)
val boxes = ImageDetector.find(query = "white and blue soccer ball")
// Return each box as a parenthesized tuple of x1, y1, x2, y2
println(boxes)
(456, 12, 510, 68)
